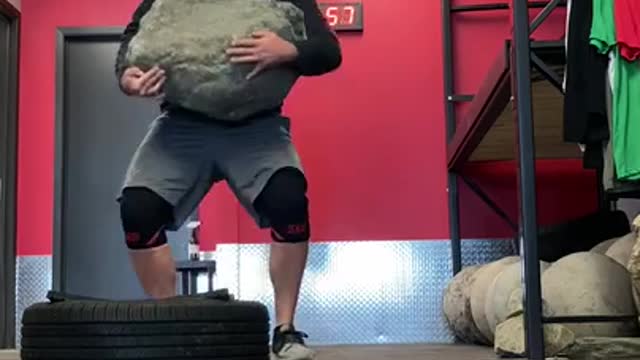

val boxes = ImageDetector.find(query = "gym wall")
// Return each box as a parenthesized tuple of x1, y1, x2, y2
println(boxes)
(14, 0, 598, 345)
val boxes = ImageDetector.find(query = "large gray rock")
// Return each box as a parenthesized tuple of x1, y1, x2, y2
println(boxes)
(442, 265, 490, 345)
(565, 337, 640, 359)
(542, 252, 638, 337)
(494, 314, 575, 358)
(124, 0, 307, 121)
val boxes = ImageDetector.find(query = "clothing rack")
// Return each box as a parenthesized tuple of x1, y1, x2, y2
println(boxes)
(441, 1, 637, 358)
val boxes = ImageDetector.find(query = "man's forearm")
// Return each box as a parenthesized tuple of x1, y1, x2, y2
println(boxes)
(115, 0, 156, 81)
(292, 37, 342, 76)
(289, 0, 343, 76)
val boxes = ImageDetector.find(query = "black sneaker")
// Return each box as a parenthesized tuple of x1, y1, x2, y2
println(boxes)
(271, 324, 316, 360)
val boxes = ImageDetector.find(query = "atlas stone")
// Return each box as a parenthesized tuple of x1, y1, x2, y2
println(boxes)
(542, 252, 638, 338)
(505, 286, 557, 323)
(124, 0, 307, 122)
(442, 265, 490, 345)
(469, 256, 519, 343)
(484, 259, 551, 337)
(590, 237, 618, 254)
(498, 286, 560, 355)
(605, 232, 635, 267)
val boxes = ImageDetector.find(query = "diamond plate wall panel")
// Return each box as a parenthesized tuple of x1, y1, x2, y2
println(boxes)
(207, 246, 240, 296)
(461, 239, 515, 267)
(15, 256, 52, 347)
(12, 239, 512, 347)
(215, 239, 513, 345)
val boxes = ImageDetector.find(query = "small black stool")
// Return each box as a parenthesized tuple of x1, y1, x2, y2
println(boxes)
(175, 260, 217, 295)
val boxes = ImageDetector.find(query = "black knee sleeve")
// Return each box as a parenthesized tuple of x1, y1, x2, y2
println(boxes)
(254, 168, 310, 243)
(119, 187, 174, 249)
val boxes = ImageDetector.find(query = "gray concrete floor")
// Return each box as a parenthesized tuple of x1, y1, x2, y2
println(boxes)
(0, 351, 17, 360)
(316, 344, 498, 359)
(1, 345, 498, 359)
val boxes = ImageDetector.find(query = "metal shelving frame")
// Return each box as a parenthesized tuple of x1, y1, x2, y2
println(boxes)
(441, 1, 636, 359)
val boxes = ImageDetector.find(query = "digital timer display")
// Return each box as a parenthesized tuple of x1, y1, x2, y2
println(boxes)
(318, 2, 364, 32)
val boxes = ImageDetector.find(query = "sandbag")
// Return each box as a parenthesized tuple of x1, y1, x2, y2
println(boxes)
(124, 0, 307, 122)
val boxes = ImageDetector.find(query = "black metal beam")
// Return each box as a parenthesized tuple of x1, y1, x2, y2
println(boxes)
(544, 315, 638, 324)
(530, 52, 564, 93)
(460, 175, 518, 232)
(451, 3, 511, 12)
(451, 0, 565, 13)
(448, 94, 474, 102)
(442, 0, 463, 275)
(511, 0, 545, 358)
(442, 0, 455, 140)
(448, 174, 462, 275)
(530, 0, 562, 34)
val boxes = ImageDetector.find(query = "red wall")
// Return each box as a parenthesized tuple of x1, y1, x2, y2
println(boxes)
(17, 0, 597, 255)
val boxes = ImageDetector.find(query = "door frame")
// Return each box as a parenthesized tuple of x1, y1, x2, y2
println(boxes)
(52, 27, 124, 292)
(0, 0, 19, 349)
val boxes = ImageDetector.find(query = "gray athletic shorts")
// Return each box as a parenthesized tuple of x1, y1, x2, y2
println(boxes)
(120, 108, 304, 231)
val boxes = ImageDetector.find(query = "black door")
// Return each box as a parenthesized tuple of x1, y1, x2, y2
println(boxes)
(54, 30, 190, 300)
(0, 10, 17, 348)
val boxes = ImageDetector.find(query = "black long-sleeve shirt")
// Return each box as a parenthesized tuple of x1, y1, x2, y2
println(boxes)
(114, 0, 342, 82)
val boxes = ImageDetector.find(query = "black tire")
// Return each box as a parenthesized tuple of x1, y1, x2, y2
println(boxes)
(20, 290, 270, 360)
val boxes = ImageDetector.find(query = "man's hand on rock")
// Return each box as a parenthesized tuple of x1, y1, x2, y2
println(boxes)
(226, 31, 299, 80)
(120, 66, 166, 98)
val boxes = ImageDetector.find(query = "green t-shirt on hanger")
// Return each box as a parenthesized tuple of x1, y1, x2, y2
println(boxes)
(590, 0, 640, 180)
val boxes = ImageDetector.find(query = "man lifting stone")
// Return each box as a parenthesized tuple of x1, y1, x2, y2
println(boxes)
(114, 1, 341, 359)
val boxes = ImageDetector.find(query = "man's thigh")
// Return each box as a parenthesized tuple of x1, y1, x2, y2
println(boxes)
(121, 112, 221, 230)
(215, 115, 305, 228)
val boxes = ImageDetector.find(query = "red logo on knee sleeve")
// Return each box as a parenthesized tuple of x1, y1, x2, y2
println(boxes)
(287, 224, 307, 235)
(125, 232, 141, 246)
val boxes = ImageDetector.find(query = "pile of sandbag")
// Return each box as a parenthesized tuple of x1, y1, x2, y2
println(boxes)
(443, 216, 640, 359)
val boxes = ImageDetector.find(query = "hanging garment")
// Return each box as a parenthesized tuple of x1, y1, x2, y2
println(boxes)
(563, 0, 572, 91)
(563, 0, 610, 169)
(592, 0, 640, 181)
(615, 0, 640, 61)
(602, 52, 615, 190)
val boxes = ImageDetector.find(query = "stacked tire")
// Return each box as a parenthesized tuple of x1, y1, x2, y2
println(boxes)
(20, 290, 270, 360)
